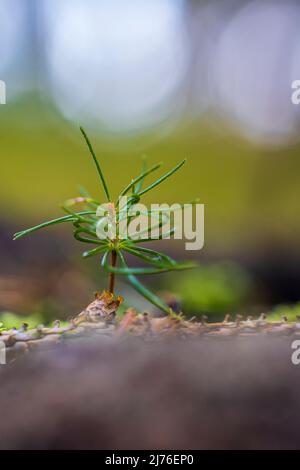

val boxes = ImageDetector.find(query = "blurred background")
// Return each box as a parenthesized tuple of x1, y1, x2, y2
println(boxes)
(1, 0, 300, 323)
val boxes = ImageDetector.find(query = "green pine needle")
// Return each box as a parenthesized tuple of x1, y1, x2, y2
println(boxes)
(80, 126, 111, 202)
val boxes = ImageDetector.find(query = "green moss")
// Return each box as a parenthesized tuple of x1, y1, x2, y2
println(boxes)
(0, 312, 43, 330)
(268, 303, 300, 322)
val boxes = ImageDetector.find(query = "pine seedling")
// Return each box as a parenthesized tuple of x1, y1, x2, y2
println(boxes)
(14, 128, 197, 314)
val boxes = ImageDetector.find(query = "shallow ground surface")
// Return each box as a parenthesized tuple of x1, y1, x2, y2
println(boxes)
(2, 291, 300, 364)
(0, 335, 299, 449)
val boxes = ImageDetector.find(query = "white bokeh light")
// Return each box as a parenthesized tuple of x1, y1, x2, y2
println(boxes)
(209, 0, 300, 146)
(0, 0, 28, 96)
(290, 30, 300, 116)
(43, 0, 189, 133)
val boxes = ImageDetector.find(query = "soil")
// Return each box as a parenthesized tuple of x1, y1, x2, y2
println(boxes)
(0, 334, 299, 449)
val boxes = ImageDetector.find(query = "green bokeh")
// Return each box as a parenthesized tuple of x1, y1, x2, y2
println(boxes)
(1, 96, 300, 258)
(169, 262, 252, 318)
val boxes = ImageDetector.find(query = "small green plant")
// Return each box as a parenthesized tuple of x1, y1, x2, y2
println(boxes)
(14, 128, 197, 313)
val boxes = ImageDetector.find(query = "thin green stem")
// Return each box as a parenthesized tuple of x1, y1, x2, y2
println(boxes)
(137, 159, 186, 197)
(117, 162, 162, 204)
(80, 126, 111, 201)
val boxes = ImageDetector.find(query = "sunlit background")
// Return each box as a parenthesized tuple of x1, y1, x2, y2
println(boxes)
(1, 0, 300, 322)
